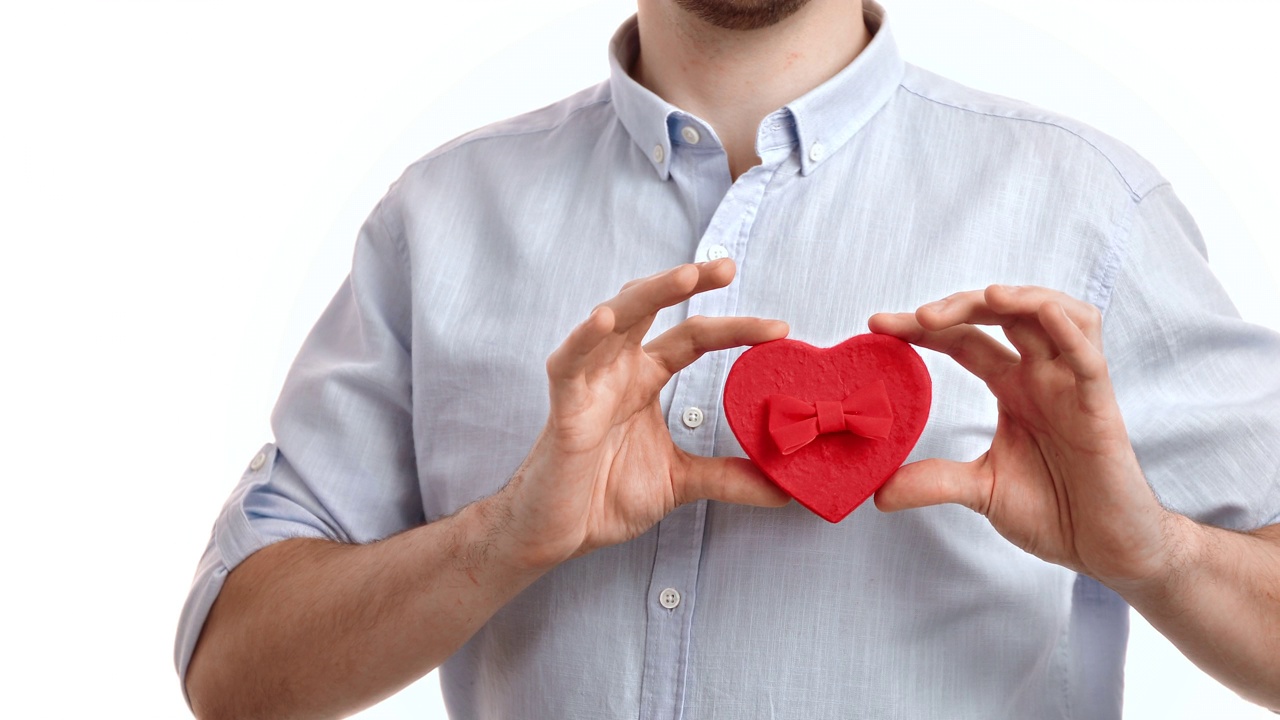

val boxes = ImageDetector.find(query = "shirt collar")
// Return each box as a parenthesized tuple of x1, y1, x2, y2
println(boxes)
(607, 0, 904, 179)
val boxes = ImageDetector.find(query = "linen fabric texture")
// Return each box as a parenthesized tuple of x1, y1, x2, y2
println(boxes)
(176, 4, 1280, 718)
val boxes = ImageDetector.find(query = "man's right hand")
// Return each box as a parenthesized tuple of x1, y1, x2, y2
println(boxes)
(185, 258, 789, 720)
(495, 258, 791, 570)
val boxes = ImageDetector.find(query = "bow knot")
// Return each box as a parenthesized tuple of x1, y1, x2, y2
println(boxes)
(767, 381, 894, 455)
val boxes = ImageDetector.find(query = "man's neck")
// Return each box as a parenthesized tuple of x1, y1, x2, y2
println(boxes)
(634, 0, 868, 180)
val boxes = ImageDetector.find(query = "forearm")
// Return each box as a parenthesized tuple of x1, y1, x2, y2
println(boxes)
(180, 262, 784, 718)
(1116, 515, 1280, 710)
(185, 491, 544, 720)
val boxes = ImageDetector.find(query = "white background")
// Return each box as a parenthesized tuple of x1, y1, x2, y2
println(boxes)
(2, 0, 1277, 717)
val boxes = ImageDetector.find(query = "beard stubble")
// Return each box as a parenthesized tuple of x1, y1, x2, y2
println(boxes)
(673, 0, 814, 31)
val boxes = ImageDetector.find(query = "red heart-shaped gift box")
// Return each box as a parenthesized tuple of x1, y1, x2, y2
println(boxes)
(724, 334, 932, 522)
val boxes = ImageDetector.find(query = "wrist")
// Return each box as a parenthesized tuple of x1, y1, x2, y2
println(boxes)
(1105, 510, 1208, 607)
(463, 469, 579, 575)
(447, 489, 558, 583)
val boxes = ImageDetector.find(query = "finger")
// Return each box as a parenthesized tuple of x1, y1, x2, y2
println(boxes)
(1038, 301, 1115, 409)
(673, 454, 791, 508)
(869, 311, 1017, 383)
(618, 267, 668, 293)
(545, 305, 616, 380)
(603, 259, 736, 340)
(873, 457, 991, 514)
(986, 285, 1104, 343)
(914, 289, 1006, 327)
(985, 285, 1106, 357)
(616, 258, 732, 293)
(645, 315, 789, 375)
(917, 289, 1056, 360)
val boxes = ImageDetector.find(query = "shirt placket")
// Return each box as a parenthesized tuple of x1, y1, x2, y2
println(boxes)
(638, 113, 796, 720)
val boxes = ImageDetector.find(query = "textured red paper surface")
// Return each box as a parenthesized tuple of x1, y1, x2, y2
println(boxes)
(724, 334, 932, 523)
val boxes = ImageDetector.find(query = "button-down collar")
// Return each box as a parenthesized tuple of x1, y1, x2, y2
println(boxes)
(607, 0, 905, 179)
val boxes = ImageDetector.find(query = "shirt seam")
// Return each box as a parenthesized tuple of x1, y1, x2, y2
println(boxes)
(373, 198, 409, 297)
(1057, 583, 1074, 720)
(371, 196, 410, 283)
(216, 464, 271, 569)
(1094, 183, 1171, 318)
(410, 96, 614, 169)
(897, 82, 1153, 202)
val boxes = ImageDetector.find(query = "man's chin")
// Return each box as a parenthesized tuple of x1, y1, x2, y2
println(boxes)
(673, 0, 814, 32)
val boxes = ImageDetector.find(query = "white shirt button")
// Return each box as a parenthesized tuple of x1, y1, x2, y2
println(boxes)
(680, 126, 701, 145)
(706, 244, 730, 261)
(659, 587, 681, 609)
(249, 451, 267, 471)
(809, 142, 826, 163)
(681, 406, 705, 429)
(653, 143, 665, 164)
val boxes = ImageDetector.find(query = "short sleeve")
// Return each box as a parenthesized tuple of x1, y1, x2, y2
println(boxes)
(1103, 183, 1280, 531)
(173, 192, 424, 699)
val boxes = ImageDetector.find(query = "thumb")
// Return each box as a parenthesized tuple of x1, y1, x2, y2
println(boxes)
(675, 454, 791, 508)
(874, 457, 990, 514)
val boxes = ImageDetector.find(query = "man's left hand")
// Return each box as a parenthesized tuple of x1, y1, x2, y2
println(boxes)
(868, 285, 1181, 591)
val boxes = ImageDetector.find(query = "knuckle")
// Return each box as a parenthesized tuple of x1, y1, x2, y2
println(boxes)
(1083, 351, 1108, 375)
(684, 314, 708, 332)
(674, 263, 700, 288)
(545, 347, 568, 373)
(1084, 304, 1103, 327)
(686, 333, 706, 357)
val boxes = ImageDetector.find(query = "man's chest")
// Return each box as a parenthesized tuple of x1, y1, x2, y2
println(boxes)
(401, 162, 1117, 519)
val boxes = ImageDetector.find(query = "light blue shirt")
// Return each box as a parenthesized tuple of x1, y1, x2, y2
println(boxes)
(177, 4, 1280, 718)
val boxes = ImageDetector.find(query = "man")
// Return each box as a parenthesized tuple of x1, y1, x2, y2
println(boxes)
(177, 0, 1280, 717)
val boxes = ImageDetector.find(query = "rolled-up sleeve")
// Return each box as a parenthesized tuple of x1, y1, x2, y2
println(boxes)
(174, 188, 424, 697)
(1103, 183, 1280, 531)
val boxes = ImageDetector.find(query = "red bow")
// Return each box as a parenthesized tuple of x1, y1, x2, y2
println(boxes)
(767, 381, 894, 455)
